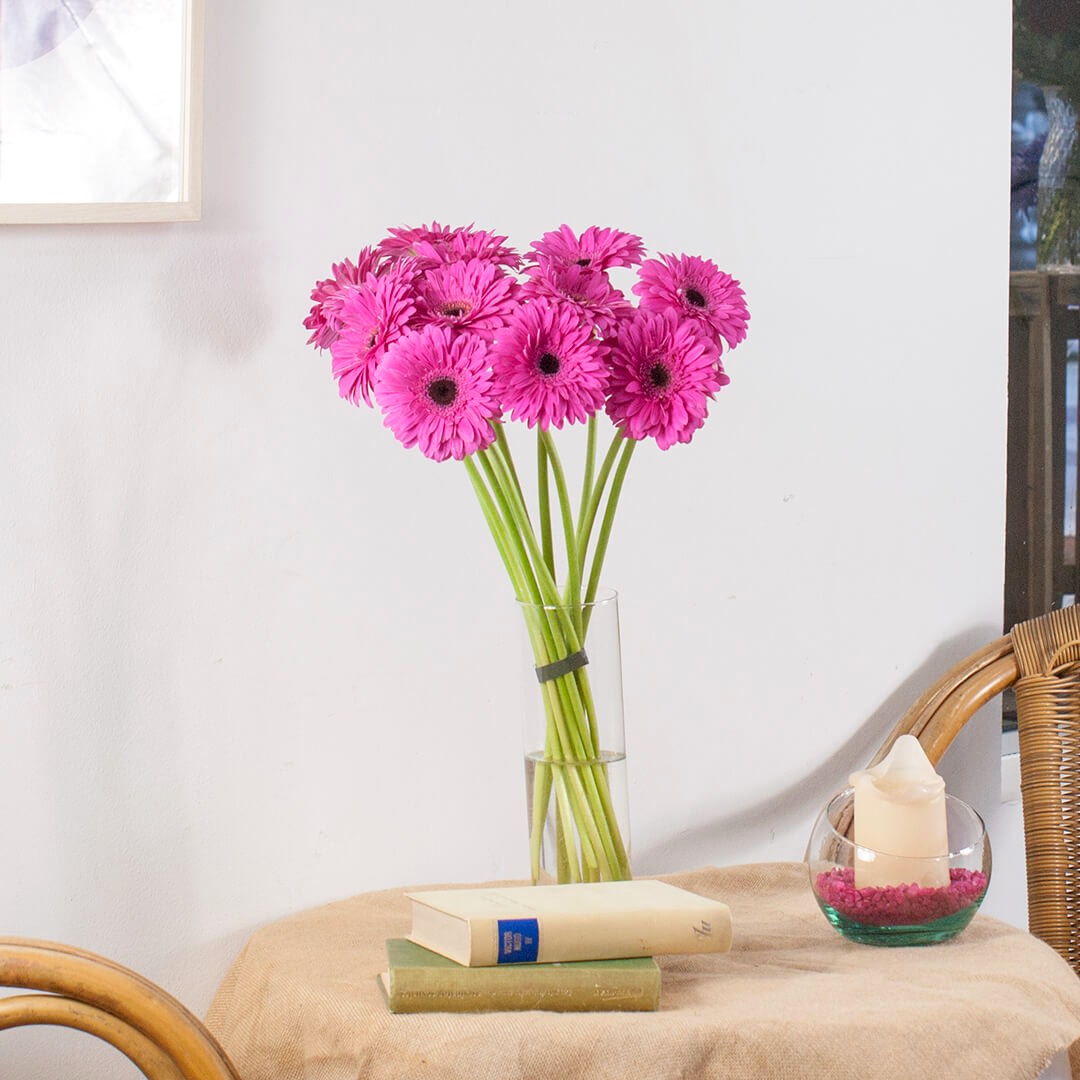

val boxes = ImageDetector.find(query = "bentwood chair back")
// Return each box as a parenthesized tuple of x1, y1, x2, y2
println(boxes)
(0, 938, 240, 1079)
(869, 605, 1080, 973)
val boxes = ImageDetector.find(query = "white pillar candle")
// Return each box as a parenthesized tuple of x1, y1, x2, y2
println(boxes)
(849, 735, 949, 889)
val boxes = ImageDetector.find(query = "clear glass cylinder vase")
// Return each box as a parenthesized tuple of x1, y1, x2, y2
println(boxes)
(1036, 87, 1080, 271)
(518, 588, 631, 884)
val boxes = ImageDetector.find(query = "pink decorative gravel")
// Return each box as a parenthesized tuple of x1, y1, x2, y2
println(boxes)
(816, 867, 988, 926)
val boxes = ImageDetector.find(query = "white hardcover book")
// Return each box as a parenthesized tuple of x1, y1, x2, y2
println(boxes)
(406, 879, 733, 967)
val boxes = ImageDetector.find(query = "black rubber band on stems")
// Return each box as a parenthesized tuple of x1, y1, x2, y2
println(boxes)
(534, 650, 588, 683)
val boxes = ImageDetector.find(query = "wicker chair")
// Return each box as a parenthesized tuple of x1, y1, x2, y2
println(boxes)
(0, 938, 240, 1079)
(869, 605, 1080, 973)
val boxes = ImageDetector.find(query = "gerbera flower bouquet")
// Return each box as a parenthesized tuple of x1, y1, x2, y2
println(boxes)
(305, 222, 749, 883)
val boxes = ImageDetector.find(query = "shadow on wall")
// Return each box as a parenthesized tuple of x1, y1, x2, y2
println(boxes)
(163, 924, 258, 1017)
(150, 238, 276, 365)
(635, 624, 1003, 871)
(28, 399, 199, 970)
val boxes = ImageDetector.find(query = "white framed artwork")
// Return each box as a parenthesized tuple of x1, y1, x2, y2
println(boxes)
(0, 0, 204, 223)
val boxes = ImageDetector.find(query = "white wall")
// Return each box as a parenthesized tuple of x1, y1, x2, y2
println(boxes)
(0, 1, 1014, 1075)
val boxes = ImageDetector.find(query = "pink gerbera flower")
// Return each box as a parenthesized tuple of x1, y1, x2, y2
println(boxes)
(491, 299, 608, 430)
(329, 268, 417, 406)
(374, 325, 500, 462)
(303, 247, 384, 349)
(528, 224, 645, 272)
(633, 253, 750, 350)
(520, 263, 631, 337)
(415, 258, 518, 339)
(378, 222, 459, 260)
(605, 309, 728, 450)
(379, 222, 520, 269)
(412, 229, 521, 270)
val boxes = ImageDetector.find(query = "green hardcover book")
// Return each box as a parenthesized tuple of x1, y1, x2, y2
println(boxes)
(378, 938, 661, 1013)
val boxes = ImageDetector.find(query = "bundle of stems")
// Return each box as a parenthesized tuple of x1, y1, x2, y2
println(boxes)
(464, 415, 635, 883)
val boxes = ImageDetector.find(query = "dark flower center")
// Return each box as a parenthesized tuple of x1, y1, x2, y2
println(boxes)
(648, 363, 671, 389)
(538, 352, 560, 376)
(366, 330, 378, 350)
(439, 300, 472, 319)
(576, 257, 591, 267)
(427, 378, 458, 406)
(684, 286, 707, 308)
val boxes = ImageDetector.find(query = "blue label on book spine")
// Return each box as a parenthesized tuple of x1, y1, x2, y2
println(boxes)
(496, 917, 539, 963)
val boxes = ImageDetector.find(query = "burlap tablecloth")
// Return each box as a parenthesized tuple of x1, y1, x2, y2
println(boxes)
(206, 863, 1080, 1080)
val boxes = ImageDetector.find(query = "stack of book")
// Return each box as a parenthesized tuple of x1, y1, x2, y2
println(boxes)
(378, 879, 733, 1014)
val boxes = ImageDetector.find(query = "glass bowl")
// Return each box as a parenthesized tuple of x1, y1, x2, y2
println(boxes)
(805, 787, 991, 946)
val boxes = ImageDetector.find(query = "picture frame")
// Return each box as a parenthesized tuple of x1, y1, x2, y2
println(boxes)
(0, 0, 205, 224)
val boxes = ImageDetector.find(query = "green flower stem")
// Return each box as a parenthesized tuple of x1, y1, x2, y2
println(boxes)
(544, 721, 624, 880)
(471, 456, 623, 881)
(493, 422, 527, 521)
(575, 429, 628, 576)
(476, 448, 580, 750)
(479, 454, 565, 673)
(529, 758, 554, 881)
(552, 777, 582, 882)
(533, 641, 623, 878)
(466, 454, 564, 880)
(571, 710, 630, 876)
(469, 425, 635, 883)
(539, 430, 582, 630)
(533, 669, 610, 877)
(577, 416, 598, 543)
(488, 429, 550, 599)
(541, 663, 610, 854)
(584, 436, 637, 611)
(491, 424, 540, 578)
(478, 467, 602, 880)
(542, 680, 625, 877)
(475, 451, 543, 606)
(537, 432, 555, 578)
(530, 648, 622, 880)
(571, 655, 602, 767)
(482, 445, 577, 644)
(478, 446, 616, 873)
(532, 634, 626, 877)
(553, 764, 598, 873)
(477, 450, 587, 760)
(463, 457, 528, 600)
